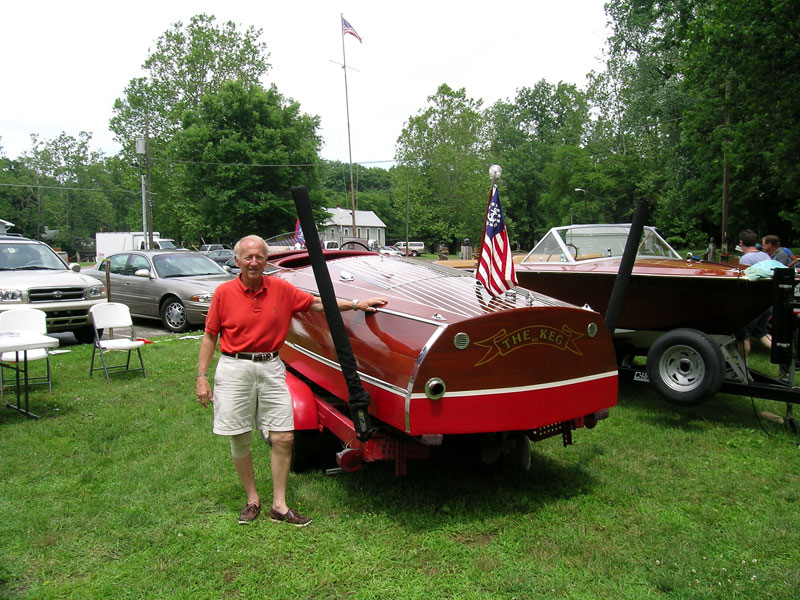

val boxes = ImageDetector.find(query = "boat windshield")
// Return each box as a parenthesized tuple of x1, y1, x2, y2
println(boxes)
(522, 225, 680, 264)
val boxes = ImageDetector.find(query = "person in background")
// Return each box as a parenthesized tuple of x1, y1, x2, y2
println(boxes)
(762, 235, 798, 268)
(736, 230, 772, 357)
(196, 234, 387, 526)
(738, 229, 770, 266)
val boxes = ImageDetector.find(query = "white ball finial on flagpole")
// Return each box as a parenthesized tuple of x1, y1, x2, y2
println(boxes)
(489, 164, 502, 183)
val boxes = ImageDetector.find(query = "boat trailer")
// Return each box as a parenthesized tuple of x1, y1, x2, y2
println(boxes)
(287, 369, 606, 476)
(618, 267, 800, 431)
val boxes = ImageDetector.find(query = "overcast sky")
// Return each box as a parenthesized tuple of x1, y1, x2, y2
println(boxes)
(1, 1, 610, 166)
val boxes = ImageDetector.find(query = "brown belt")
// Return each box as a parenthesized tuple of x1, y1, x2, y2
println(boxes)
(221, 351, 279, 362)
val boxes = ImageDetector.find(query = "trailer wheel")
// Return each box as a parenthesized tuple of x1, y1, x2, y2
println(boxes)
(291, 431, 314, 473)
(290, 430, 338, 473)
(646, 328, 724, 406)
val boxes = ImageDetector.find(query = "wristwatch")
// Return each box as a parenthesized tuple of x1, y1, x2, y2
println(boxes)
(352, 299, 359, 311)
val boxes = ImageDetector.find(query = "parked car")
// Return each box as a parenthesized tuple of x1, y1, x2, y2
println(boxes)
(0, 235, 107, 344)
(198, 243, 231, 254)
(377, 245, 403, 257)
(394, 241, 426, 257)
(224, 256, 241, 275)
(206, 248, 235, 265)
(83, 250, 234, 333)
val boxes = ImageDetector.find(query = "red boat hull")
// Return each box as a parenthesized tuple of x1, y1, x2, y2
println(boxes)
(270, 251, 618, 436)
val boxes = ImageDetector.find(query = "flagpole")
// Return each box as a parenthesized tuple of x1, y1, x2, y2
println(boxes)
(341, 13, 357, 236)
(478, 164, 503, 262)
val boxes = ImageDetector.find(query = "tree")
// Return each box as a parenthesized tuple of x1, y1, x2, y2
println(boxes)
(394, 84, 489, 249)
(170, 81, 322, 242)
(2, 133, 116, 254)
(586, 1, 697, 241)
(682, 0, 800, 241)
(489, 80, 591, 246)
(110, 14, 270, 145)
(109, 14, 271, 243)
(597, 0, 800, 248)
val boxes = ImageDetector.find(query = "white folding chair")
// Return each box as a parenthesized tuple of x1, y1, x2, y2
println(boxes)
(89, 303, 146, 382)
(0, 308, 52, 395)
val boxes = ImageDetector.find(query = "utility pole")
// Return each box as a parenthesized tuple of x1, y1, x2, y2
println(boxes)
(720, 79, 731, 259)
(135, 138, 147, 245)
(135, 114, 154, 249)
(144, 112, 153, 249)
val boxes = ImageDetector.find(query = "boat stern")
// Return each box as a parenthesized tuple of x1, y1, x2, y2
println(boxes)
(406, 304, 619, 435)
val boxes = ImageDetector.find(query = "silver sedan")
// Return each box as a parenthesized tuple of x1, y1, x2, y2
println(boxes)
(84, 250, 234, 333)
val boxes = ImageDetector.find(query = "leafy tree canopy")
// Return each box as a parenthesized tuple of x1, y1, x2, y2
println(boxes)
(170, 80, 322, 243)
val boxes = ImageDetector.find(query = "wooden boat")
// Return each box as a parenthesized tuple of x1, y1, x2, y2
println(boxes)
(266, 249, 618, 473)
(514, 224, 773, 334)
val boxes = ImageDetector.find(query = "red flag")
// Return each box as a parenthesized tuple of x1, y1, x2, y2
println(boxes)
(476, 185, 517, 296)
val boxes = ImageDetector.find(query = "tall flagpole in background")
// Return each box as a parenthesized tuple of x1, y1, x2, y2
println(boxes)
(340, 15, 362, 236)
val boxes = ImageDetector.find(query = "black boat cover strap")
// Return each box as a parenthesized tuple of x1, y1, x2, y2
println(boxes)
(605, 197, 649, 335)
(291, 186, 374, 440)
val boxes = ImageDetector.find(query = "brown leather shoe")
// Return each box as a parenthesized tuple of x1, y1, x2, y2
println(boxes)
(269, 507, 312, 527)
(238, 502, 261, 524)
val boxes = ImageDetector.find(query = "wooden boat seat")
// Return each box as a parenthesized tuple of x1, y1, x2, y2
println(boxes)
(576, 253, 604, 261)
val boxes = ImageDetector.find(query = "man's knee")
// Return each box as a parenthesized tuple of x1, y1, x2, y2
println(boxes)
(268, 430, 294, 449)
(230, 431, 253, 458)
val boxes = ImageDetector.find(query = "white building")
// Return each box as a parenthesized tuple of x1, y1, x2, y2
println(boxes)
(0, 219, 13, 235)
(321, 207, 387, 247)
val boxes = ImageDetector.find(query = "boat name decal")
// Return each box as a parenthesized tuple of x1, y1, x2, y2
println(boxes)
(474, 325, 584, 365)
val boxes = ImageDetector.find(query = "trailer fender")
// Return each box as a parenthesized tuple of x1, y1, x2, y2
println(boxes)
(286, 371, 319, 431)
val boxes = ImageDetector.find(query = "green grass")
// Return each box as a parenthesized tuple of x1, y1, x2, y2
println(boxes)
(1, 336, 798, 599)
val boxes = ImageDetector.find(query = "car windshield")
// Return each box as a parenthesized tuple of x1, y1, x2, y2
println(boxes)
(0, 242, 67, 271)
(152, 253, 228, 278)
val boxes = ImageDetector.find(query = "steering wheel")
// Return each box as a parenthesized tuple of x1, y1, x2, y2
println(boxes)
(339, 240, 371, 251)
(565, 244, 578, 259)
(546, 244, 577, 262)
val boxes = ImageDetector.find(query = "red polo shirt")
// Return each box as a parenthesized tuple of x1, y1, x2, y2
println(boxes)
(205, 275, 314, 353)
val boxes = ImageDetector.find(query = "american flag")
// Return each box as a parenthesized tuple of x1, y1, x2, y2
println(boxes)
(476, 186, 517, 296)
(294, 218, 305, 247)
(342, 17, 362, 43)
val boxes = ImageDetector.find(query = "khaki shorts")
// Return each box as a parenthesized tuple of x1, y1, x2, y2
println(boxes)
(212, 355, 294, 436)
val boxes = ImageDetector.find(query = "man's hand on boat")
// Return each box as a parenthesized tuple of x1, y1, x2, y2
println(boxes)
(309, 297, 388, 313)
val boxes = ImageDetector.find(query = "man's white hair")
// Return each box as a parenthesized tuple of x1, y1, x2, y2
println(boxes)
(234, 235, 269, 257)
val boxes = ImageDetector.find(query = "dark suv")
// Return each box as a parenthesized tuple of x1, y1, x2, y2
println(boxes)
(0, 235, 107, 343)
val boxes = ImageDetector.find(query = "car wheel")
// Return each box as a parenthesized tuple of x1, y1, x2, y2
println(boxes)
(74, 324, 98, 345)
(160, 297, 189, 333)
(646, 328, 724, 406)
(411, 250, 419, 257)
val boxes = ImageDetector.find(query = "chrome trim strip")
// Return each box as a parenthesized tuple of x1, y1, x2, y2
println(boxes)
(405, 324, 448, 433)
(371, 307, 453, 326)
(283, 341, 408, 397)
(406, 370, 618, 399)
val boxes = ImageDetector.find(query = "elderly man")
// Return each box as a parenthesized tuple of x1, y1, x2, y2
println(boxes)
(196, 235, 386, 526)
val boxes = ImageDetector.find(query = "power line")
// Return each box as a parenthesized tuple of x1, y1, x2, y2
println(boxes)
(0, 182, 141, 195)
(156, 157, 396, 168)
(162, 158, 320, 168)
